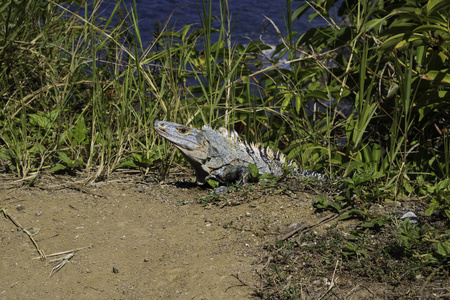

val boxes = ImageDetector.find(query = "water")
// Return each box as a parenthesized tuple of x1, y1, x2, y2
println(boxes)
(99, 0, 351, 117)
(113, 0, 333, 47)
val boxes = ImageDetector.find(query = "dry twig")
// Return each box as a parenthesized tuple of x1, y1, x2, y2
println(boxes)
(32, 244, 92, 260)
(1, 206, 46, 259)
(278, 206, 351, 241)
(49, 252, 74, 278)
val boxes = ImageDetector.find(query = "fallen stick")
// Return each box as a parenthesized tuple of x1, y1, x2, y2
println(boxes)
(1, 206, 46, 259)
(32, 244, 92, 260)
(49, 253, 74, 278)
(278, 207, 351, 241)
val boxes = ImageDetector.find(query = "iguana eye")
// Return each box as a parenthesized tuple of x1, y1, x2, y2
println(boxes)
(178, 127, 190, 134)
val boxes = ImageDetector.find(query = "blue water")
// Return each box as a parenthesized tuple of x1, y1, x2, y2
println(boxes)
(116, 0, 333, 47)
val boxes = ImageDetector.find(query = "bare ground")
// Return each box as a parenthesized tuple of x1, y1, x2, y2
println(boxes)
(1, 171, 448, 299)
(0, 171, 321, 299)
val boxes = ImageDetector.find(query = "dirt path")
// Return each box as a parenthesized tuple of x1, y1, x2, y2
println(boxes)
(0, 173, 319, 299)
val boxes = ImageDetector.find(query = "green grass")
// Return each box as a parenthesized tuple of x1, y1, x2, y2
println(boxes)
(259, 206, 448, 298)
(0, 0, 449, 296)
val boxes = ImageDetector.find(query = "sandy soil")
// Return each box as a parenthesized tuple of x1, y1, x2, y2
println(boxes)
(2, 171, 448, 299)
(0, 171, 321, 299)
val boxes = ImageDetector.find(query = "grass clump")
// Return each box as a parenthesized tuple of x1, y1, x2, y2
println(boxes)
(259, 215, 448, 299)
(1, 0, 161, 180)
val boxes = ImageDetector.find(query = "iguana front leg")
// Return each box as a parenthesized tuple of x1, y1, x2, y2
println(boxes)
(210, 165, 251, 185)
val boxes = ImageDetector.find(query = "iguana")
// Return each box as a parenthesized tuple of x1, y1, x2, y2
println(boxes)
(154, 121, 324, 186)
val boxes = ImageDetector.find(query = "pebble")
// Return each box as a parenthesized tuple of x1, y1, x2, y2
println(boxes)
(400, 211, 418, 223)
(212, 186, 228, 194)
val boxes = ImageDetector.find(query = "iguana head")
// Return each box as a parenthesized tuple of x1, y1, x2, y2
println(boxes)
(154, 121, 210, 182)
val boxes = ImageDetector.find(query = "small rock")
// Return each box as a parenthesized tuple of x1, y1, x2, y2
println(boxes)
(400, 211, 418, 223)
(212, 186, 228, 194)
(112, 267, 119, 274)
(35, 211, 42, 217)
(16, 205, 25, 212)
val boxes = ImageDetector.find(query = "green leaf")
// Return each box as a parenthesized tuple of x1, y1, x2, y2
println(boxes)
(330, 202, 342, 212)
(181, 25, 192, 42)
(391, 7, 421, 19)
(436, 241, 450, 257)
(345, 242, 357, 252)
(248, 163, 260, 179)
(30, 143, 46, 154)
(437, 178, 450, 190)
(413, 24, 448, 33)
(50, 163, 67, 172)
(116, 159, 139, 169)
(395, 35, 423, 49)
(420, 253, 439, 264)
(427, 0, 450, 16)
(29, 114, 51, 129)
(0, 149, 11, 160)
(280, 92, 293, 114)
(73, 115, 86, 145)
(357, 249, 368, 258)
(340, 209, 366, 220)
(424, 203, 436, 216)
(314, 194, 329, 209)
(304, 90, 329, 100)
(422, 70, 450, 85)
(291, 3, 310, 21)
(365, 18, 387, 32)
(380, 33, 404, 50)
(206, 179, 220, 189)
(57, 152, 72, 165)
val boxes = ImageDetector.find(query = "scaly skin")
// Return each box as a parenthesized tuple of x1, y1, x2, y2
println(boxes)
(154, 121, 287, 185)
